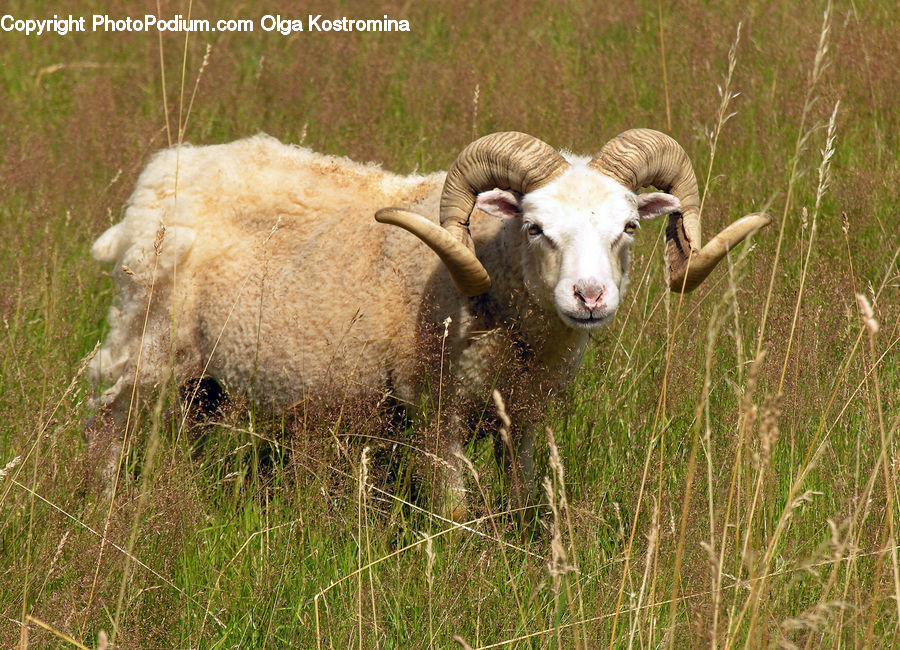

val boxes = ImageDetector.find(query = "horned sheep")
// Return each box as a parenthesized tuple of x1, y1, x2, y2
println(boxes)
(87, 129, 768, 514)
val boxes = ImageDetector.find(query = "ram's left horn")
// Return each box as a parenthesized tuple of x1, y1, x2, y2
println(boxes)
(375, 208, 492, 296)
(591, 128, 771, 292)
(674, 212, 772, 290)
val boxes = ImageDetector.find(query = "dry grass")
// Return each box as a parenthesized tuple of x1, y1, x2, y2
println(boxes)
(1, 0, 899, 646)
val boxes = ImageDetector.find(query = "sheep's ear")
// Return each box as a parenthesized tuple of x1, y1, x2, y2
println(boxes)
(475, 189, 522, 219)
(637, 192, 681, 220)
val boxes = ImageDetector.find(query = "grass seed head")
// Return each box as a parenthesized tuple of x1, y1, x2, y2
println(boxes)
(855, 293, 879, 336)
(0, 455, 22, 481)
(153, 224, 166, 256)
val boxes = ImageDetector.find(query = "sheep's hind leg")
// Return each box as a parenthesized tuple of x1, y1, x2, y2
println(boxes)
(83, 384, 134, 497)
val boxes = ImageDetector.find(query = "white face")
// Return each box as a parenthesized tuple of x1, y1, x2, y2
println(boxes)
(475, 164, 680, 331)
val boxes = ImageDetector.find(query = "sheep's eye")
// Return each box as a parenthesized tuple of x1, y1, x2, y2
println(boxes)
(526, 223, 543, 238)
(624, 220, 639, 235)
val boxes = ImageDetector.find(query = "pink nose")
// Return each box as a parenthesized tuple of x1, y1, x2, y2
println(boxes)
(573, 280, 606, 310)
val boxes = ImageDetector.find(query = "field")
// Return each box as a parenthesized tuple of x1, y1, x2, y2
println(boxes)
(1, 0, 898, 646)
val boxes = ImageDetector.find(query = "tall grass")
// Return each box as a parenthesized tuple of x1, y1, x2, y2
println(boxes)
(1, 0, 898, 646)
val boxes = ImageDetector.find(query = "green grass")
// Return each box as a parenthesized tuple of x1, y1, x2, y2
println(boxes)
(2, 0, 899, 647)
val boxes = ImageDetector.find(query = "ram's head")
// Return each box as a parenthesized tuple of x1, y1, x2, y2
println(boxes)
(376, 130, 770, 330)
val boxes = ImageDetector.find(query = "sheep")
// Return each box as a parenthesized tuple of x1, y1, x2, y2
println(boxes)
(87, 129, 769, 515)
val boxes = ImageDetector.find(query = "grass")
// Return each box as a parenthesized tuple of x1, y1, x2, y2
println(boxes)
(1, 0, 899, 646)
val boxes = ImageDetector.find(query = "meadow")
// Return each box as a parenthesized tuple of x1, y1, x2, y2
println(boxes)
(1, 0, 898, 646)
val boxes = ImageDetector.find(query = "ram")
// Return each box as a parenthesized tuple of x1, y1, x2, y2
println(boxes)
(88, 130, 768, 514)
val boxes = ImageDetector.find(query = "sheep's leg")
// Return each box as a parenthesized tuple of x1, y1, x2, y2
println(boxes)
(441, 436, 469, 523)
(429, 412, 469, 523)
(494, 425, 537, 526)
(83, 397, 129, 496)
(516, 428, 535, 494)
(83, 375, 147, 496)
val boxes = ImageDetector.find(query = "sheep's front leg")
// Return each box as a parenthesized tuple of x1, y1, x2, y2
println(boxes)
(433, 412, 469, 523)
(516, 427, 536, 495)
(494, 423, 537, 526)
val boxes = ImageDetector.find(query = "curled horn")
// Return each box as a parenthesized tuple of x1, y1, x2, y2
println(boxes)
(377, 132, 569, 296)
(374, 207, 493, 295)
(590, 129, 770, 292)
